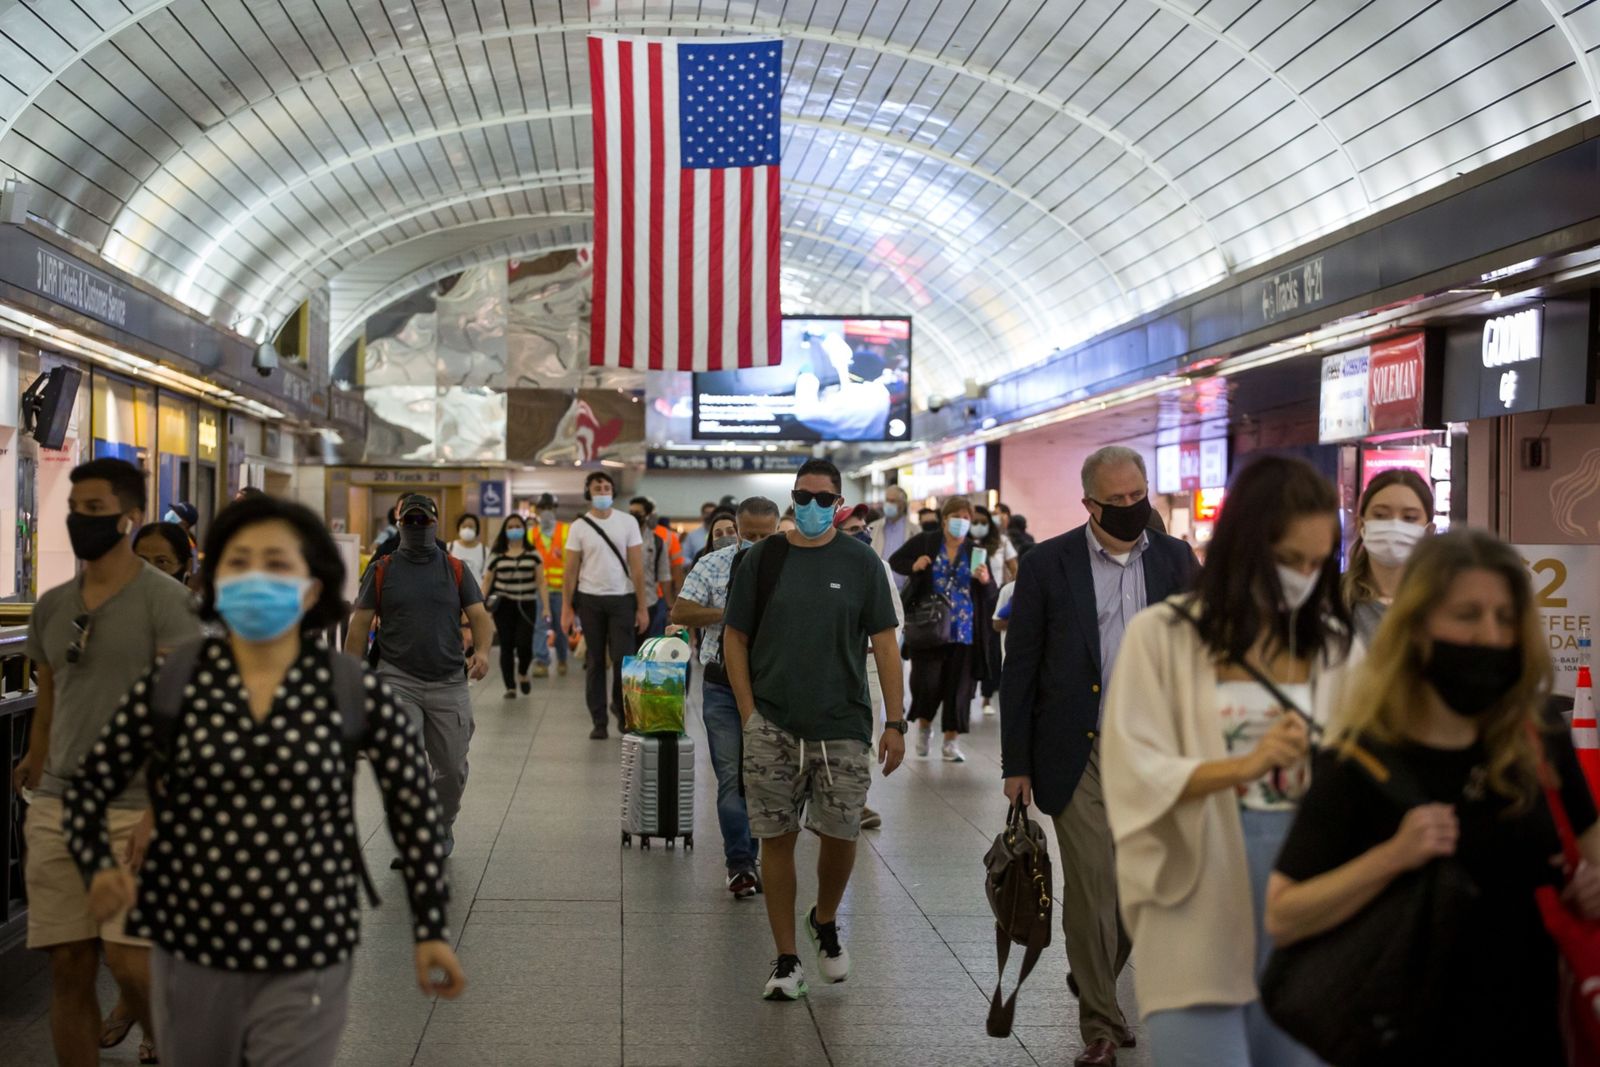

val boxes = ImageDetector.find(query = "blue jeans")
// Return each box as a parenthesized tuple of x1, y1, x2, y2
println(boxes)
(1144, 808, 1319, 1067)
(646, 598, 669, 638)
(534, 591, 566, 665)
(701, 680, 755, 871)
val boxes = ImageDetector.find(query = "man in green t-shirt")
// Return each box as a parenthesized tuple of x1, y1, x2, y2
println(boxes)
(724, 458, 907, 1002)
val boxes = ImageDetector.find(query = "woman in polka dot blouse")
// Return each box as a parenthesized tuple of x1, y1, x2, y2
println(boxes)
(63, 495, 467, 1067)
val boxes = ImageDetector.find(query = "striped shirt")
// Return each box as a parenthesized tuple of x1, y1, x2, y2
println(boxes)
(486, 552, 542, 602)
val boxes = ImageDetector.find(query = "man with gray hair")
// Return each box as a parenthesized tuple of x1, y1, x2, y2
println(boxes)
(998, 445, 1199, 1066)
(670, 495, 782, 898)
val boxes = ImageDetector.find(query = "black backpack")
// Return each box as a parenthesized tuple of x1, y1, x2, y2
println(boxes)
(148, 637, 383, 906)
(702, 538, 790, 688)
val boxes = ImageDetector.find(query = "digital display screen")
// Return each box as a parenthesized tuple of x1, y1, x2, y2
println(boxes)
(692, 317, 912, 442)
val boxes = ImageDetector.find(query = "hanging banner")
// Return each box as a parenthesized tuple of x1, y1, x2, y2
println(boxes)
(1515, 544, 1600, 697)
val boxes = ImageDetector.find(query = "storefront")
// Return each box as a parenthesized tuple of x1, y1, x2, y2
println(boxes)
(325, 466, 508, 550)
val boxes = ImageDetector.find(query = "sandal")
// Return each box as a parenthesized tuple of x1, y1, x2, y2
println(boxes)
(140, 1037, 159, 1064)
(100, 1007, 135, 1049)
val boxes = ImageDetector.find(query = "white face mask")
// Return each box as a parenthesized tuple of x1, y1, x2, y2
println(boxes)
(1362, 518, 1426, 568)
(459, 527, 478, 543)
(1277, 564, 1320, 612)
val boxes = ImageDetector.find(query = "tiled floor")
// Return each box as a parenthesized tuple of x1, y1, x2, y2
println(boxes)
(0, 668, 1150, 1066)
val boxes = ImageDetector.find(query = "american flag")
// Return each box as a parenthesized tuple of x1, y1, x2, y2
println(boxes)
(587, 34, 783, 371)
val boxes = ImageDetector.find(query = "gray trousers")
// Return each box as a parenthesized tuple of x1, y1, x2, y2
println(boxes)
(1050, 744, 1133, 1046)
(150, 948, 353, 1067)
(379, 662, 475, 846)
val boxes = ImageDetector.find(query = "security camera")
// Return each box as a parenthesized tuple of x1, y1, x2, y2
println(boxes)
(927, 395, 945, 413)
(253, 341, 280, 377)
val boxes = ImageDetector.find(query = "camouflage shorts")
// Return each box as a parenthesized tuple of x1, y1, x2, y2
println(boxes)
(742, 710, 872, 841)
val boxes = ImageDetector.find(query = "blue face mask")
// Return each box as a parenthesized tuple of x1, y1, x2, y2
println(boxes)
(946, 517, 972, 539)
(794, 501, 835, 538)
(214, 572, 311, 642)
(163, 509, 182, 524)
(592, 494, 614, 511)
(851, 530, 872, 545)
(884, 503, 901, 520)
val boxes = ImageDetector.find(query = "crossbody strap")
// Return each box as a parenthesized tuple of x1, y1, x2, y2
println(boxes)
(1528, 721, 1584, 872)
(1167, 601, 1325, 743)
(579, 515, 631, 578)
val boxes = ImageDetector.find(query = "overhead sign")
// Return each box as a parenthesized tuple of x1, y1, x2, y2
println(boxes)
(1444, 297, 1595, 420)
(478, 479, 507, 517)
(1516, 544, 1600, 697)
(645, 450, 809, 473)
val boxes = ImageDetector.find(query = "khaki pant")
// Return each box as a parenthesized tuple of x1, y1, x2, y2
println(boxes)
(1050, 744, 1133, 1046)
(24, 795, 149, 948)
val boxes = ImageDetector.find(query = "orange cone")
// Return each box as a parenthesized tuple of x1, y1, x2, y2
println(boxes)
(1573, 632, 1600, 803)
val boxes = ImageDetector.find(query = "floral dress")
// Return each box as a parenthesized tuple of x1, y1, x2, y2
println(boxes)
(932, 546, 974, 646)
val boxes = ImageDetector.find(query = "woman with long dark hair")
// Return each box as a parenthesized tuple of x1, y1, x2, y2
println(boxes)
(62, 494, 464, 1067)
(1341, 469, 1434, 645)
(890, 496, 996, 763)
(483, 515, 549, 697)
(1268, 529, 1600, 1063)
(1101, 455, 1358, 1065)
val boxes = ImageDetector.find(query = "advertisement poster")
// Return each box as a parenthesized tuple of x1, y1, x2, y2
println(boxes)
(505, 389, 644, 465)
(1515, 543, 1600, 696)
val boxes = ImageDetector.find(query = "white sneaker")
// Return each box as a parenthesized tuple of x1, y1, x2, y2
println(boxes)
(763, 955, 808, 1000)
(942, 739, 966, 763)
(982, 701, 995, 716)
(806, 906, 851, 984)
(915, 724, 932, 758)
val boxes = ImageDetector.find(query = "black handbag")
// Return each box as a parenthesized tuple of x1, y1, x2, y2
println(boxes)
(1259, 742, 1480, 1066)
(902, 591, 952, 653)
(982, 800, 1053, 1038)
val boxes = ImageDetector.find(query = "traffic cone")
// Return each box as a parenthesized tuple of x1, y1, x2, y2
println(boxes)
(1573, 634, 1600, 803)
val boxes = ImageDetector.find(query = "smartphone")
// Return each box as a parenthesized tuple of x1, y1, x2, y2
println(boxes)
(970, 546, 988, 572)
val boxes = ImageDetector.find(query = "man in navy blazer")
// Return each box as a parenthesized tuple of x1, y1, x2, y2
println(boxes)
(1000, 445, 1199, 1066)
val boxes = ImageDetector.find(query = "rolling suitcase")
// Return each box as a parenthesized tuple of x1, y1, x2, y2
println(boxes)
(620, 732, 695, 850)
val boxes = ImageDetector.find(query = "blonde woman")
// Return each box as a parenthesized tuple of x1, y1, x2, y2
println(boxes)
(1269, 529, 1600, 1064)
(1101, 456, 1357, 1066)
(1340, 470, 1433, 645)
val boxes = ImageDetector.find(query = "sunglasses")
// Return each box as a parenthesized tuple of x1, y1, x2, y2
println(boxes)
(400, 512, 435, 526)
(66, 613, 92, 665)
(791, 490, 842, 508)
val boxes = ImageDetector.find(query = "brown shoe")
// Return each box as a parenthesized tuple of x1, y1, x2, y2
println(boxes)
(1074, 1038, 1117, 1066)
(557, 660, 568, 676)
(533, 664, 549, 678)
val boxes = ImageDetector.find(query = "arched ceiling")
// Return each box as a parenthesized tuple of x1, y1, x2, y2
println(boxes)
(0, 0, 1596, 402)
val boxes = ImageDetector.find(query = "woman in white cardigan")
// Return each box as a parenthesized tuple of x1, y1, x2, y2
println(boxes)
(1101, 456, 1357, 1066)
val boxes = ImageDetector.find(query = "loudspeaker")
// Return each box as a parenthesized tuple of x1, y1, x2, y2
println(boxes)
(21, 365, 83, 450)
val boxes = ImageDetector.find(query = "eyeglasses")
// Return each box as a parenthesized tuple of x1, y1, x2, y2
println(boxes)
(791, 490, 841, 508)
(66, 614, 92, 664)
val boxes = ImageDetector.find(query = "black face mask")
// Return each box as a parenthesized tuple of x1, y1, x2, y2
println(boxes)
(1424, 639, 1523, 717)
(1091, 496, 1152, 543)
(920, 521, 939, 534)
(67, 512, 128, 562)
(399, 522, 437, 561)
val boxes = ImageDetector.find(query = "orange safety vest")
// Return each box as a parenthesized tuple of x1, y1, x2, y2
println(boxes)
(529, 522, 569, 590)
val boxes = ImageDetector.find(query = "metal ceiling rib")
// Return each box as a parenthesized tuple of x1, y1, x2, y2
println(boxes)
(0, 0, 1596, 402)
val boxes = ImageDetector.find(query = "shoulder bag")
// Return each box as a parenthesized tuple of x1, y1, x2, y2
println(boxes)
(1528, 724, 1600, 1066)
(1258, 738, 1479, 1066)
(901, 535, 953, 654)
(982, 798, 1052, 1038)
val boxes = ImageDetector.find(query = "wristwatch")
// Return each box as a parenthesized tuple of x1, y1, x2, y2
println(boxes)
(882, 718, 908, 735)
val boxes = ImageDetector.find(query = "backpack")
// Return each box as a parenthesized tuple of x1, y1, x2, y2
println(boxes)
(148, 637, 383, 907)
(703, 538, 790, 688)
(367, 551, 466, 667)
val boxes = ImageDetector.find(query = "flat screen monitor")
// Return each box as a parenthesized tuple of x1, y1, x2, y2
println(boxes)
(692, 317, 912, 442)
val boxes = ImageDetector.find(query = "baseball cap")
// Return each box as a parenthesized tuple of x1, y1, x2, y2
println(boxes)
(832, 502, 870, 529)
(168, 501, 199, 526)
(398, 493, 439, 520)
(536, 492, 558, 510)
